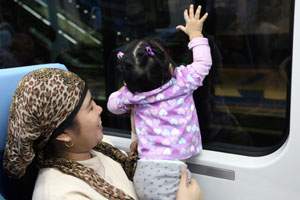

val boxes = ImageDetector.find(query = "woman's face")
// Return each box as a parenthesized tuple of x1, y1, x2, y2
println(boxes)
(68, 90, 103, 153)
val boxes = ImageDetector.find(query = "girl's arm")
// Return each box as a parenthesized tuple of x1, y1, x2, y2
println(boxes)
(130, 111, 137, 142)
(107, 86, 131, 115)
(176, 4, 212, 89)
(185, 36, 212, 86)
(129, 111, 138, 155)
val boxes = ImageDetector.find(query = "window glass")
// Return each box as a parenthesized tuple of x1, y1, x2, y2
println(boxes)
(0, 0, 293, 155)
(202, 0, 293, 155)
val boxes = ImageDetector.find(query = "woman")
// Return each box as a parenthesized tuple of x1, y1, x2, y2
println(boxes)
(3, 68, 202, 199)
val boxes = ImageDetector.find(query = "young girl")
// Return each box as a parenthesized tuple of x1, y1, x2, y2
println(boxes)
(108, 4, 211, 200)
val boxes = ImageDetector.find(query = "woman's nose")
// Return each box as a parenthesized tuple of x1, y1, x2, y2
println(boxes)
(97, 105, 103, 114)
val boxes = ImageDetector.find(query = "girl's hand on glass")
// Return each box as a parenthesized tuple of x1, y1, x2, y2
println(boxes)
(176, 4, 208, 41)
(176, 168, 203, 200)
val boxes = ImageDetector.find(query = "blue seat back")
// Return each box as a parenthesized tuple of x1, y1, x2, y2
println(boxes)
(0, 63, 67, 197)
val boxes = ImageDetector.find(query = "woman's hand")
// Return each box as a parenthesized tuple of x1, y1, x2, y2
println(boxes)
(176, 169, 203, 200)
(176, 4, 208, 40)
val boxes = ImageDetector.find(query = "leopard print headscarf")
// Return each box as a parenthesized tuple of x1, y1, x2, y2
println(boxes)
(3, 68, 135, 200)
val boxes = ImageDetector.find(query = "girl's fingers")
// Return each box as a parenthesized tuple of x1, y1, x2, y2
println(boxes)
(189, 4, 194, 18)
(194, 5, 201, 19)
(176, 25, 186, 33)
(184, 9, 189, 22)
(200, 13, 208, 23)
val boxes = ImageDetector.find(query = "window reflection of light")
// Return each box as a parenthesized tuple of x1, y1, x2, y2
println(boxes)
(56, 13, 101, 45)
(35, 0, 48, 8)
(58, 30, 77, 45)
(19, 2, 51, 26)
(57, 13, 85, 34)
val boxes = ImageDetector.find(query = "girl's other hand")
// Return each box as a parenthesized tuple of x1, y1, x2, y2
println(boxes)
(176, 4, 208, 40)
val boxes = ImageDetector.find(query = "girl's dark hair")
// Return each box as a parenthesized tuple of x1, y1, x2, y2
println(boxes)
(117, 39, 175, 93)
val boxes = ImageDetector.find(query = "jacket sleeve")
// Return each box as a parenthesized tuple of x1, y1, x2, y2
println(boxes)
(175, 37, 212, 91)
(107, 86, 131, 115)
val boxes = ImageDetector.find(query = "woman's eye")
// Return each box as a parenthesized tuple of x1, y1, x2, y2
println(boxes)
(90, 100, 95, 111)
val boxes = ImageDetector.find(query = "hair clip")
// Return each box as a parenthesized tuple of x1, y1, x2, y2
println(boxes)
(117, 51, 124, 59)
(145, 46, 155, 56)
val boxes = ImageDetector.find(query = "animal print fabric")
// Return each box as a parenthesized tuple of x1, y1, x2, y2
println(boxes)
(3, 68, 135, 200)
(3, 68, 85, 178)
(94, 141, 138, 181)
(40, 141, 136, 200)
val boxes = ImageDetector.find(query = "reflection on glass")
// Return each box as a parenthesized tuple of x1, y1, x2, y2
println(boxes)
(0, 0, 104, 99)
(0, 0, 293, 155)
(205, 0, 292, 152)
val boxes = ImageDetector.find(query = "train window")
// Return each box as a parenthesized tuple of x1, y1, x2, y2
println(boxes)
(0, 0, 294, 156)
(201, 0, 293, 155)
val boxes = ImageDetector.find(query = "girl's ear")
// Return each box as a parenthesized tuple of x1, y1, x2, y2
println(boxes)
(56, 133, 72, 142)
(169, 63, 174, 75)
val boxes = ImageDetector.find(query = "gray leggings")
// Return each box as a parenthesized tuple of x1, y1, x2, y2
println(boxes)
(133, 159, 190, 200)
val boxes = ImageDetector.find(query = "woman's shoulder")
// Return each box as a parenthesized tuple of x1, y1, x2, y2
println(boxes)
(32, 168, 106, 200)
(35, 167, 78, 183)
